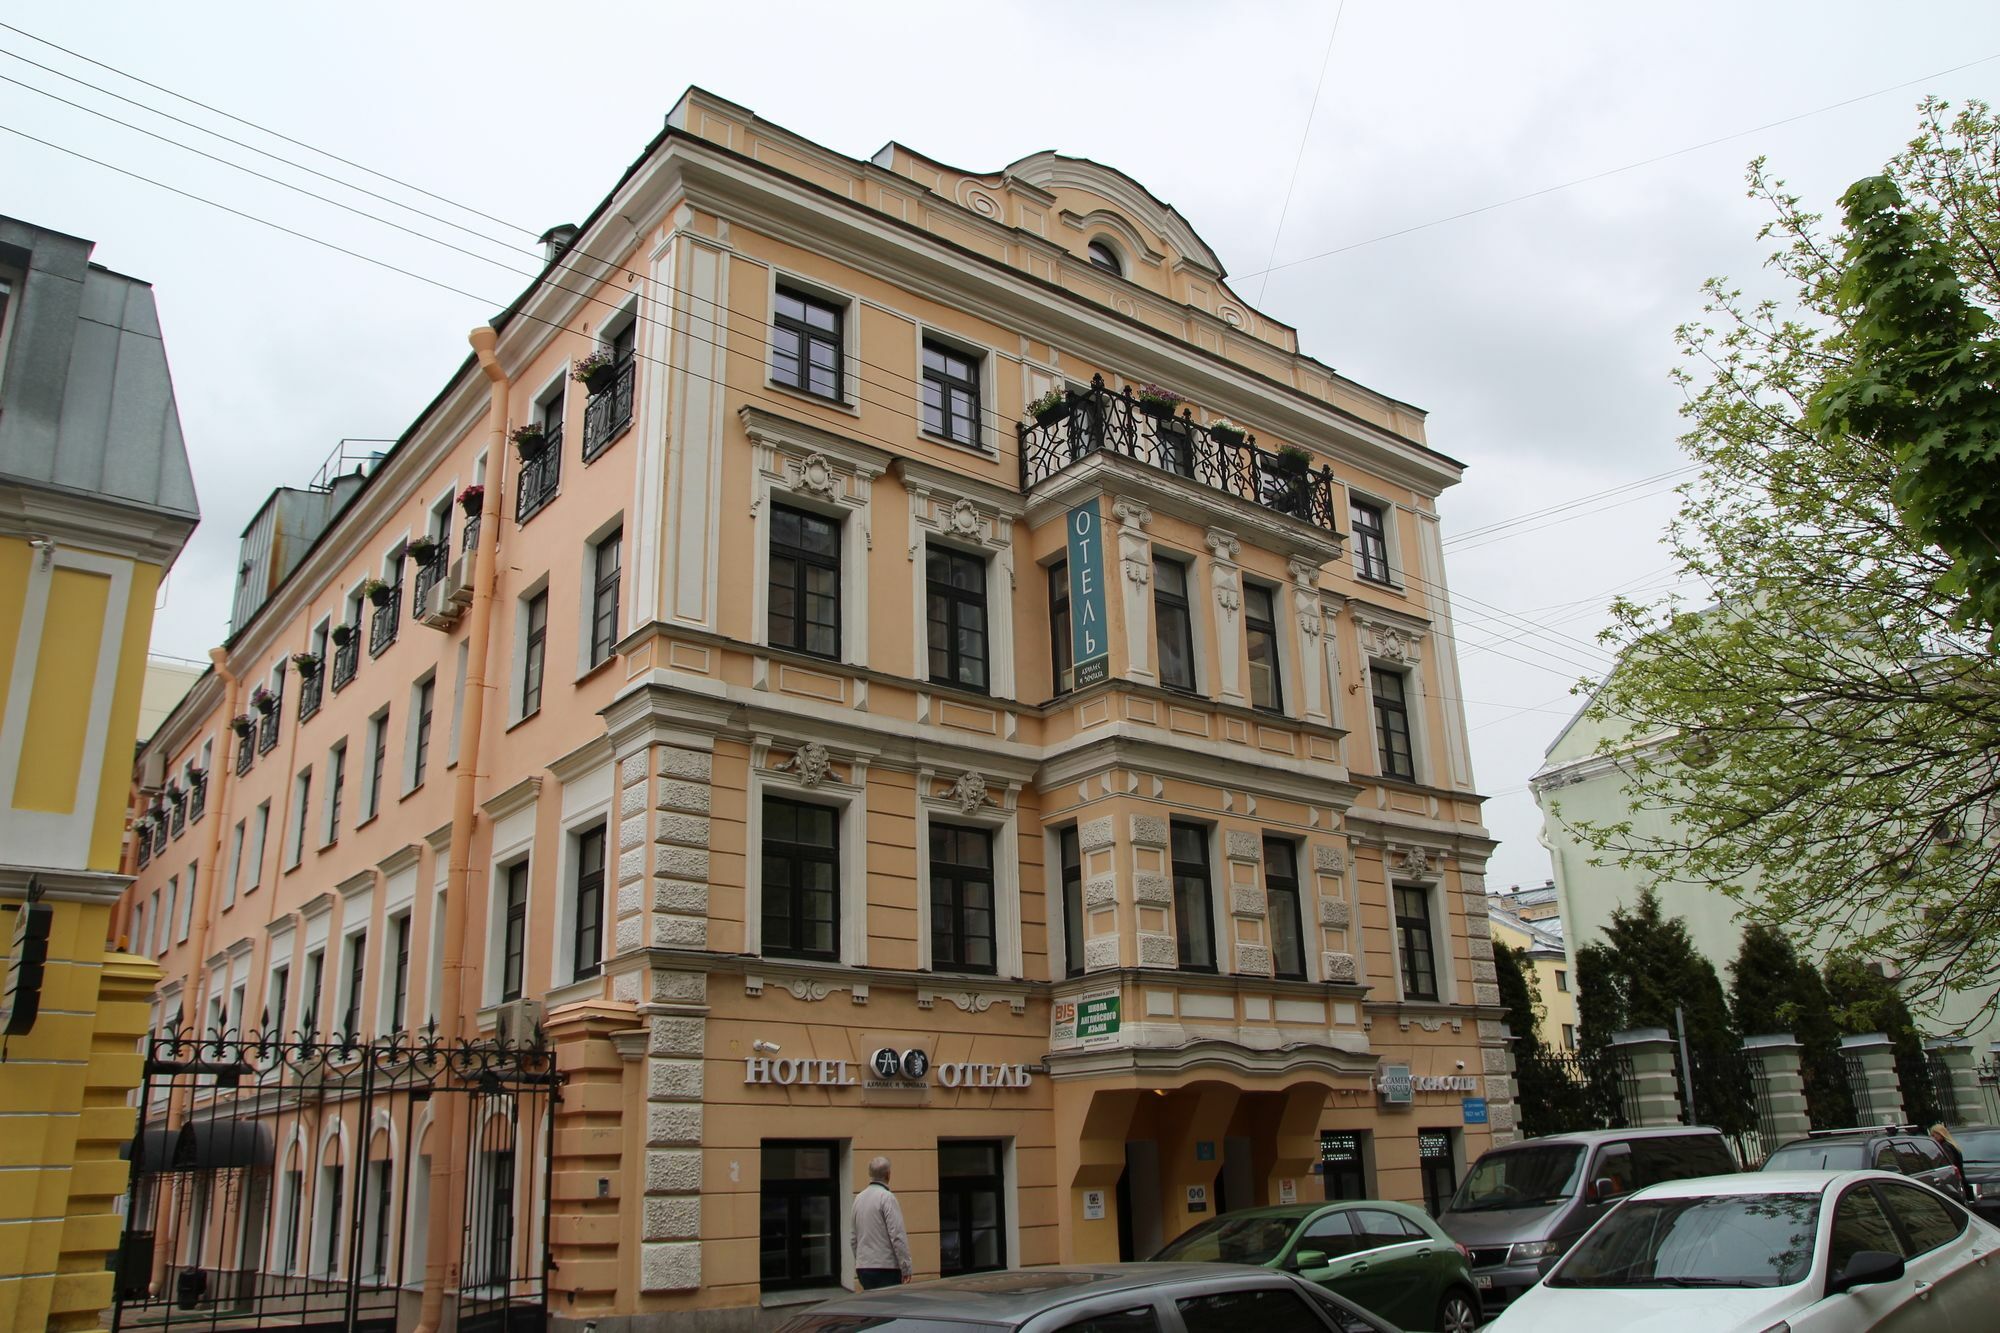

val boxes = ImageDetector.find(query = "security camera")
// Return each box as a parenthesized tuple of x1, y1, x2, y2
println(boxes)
(1454, 1060, 1466, 1070)
(752, 1039, 781, 1053)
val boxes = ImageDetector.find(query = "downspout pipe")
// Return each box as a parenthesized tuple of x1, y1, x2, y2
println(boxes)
(413, 325, 509, 1333)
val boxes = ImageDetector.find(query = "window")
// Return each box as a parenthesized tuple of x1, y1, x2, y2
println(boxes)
(1086, 239, 1123, 275)
(178, 863, 195, 940)
(1049, 560, 1073, 696)
(589, 527, 622, 667)
(365, 709, 389, 819)
(1320, 1131, 1369, 1200)
(1555, 969, 1569, 992)
(325, 741, 346, 845)
(1263, 838, 1307, 980)
(341, 932, 366, 1036)
(768, 504, 841, 659)
(1879, 1181, 1965, 1255)
(1060, 826, 1084, 978)
(1176, 1289, 1323, 1333)
(1244, 583, 1284, 712)
(771, 286, 843, 400)
(1171, 822, 1215, 972)
(248, 802, 269, 892)
(1562, 1023, 1576, 1050)
(930, 823, 996, 974)
(146, 891, 160, 955)
(572, 824, 606, 981)
(1419, 1130, 1458, 1217)
(938, 1141, 1006, 1275)
(1828, 1185, 1903, 1277)
(411, 678, 435, 789)
(926, 545, 990, 693)
(1154, 554, 1197, 693)
(760, 1140, 839, 1291)
(277, 1169, 304, 1273)
(288, 769, 312, 868)
(499, 862, 529, 1002)
(921, 339, 981, 448)
(368, 1159, 393, 1280)
(517, 389, 563, 522)
(1394, 885, 1438, 1001)
(317, 1164, 345, 1276)
(1371, 667, 1415, 781)
(267, 963, 288, 1034)
(761, 797, 839, 961)
(302, 949, 325, 1035)
(387, 913, 411, 1034)
(521, 590, 548, 717)
(225, 820, 246, 908)
(1351, 499, 1391, 583)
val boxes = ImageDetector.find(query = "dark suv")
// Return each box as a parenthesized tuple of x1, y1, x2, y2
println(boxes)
(1760, 1125, 1965, 1199)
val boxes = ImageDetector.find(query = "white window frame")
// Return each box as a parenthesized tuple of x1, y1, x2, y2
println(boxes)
(362, 709, 389, 822)
(744, 742, 870, 966)
(378, 907, 413, 1035)
(903, 461, 1022, 698)
(404, 673, 436, 794)
(338, 922, 370, 1038)
(1389, 874, 1455, 1005)
(764, 270, 860, 412)
(1242, 576, 1291, 717)
(1347, 488, 1403, 589)
(918, 536, 1008, 699)
(1152, 546, 1203, 697)
(487, 854, 532, 1006)
(287, 767, 313, 869)
(249, 801, 270, 891)
(178, 861, 195, 941)
(321, 739, 347, 848)
(744, 411, 885, 671)
(224, 819, 247, 909)
(578, 513, 625, 676)
(551, 762, 614, 990)
(914, 773, 1022, 979)
(1364, 656, 1425, 786)
(914, 327, 995, 455)
(510, 576, 552, 725)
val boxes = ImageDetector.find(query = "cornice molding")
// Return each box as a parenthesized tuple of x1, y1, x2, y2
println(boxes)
(375, 844, 423, 878)
(480, 775, 543, 823)
(546, 734, 615, 784)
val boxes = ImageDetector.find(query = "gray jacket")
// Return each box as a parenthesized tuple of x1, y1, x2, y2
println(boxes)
(851, 1182, 911, 1278)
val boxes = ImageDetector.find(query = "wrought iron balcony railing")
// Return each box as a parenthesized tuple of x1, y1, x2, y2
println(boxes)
(331, 636, 358, 691)
(298, 670, 324, 722)
(411, 546, 451, 618)
(581, 359, 634, 462)
(516, 426, 562, 524)
(463, 512, 481, 554)
(188, 780, 206, 823)
(370, 595, 400, 657)
(1017, 376, 1342, 535)
(235, 732, 253, 775)
(257, 707, 280, 754)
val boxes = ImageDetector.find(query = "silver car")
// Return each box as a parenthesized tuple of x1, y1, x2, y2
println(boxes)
(775, 1263, 1402, 1333)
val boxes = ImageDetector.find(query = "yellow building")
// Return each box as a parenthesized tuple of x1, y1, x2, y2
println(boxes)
(0, 216, 198, 1330)
(119, 92, 1505, 1331)
(1486, 887, 1578, 1051)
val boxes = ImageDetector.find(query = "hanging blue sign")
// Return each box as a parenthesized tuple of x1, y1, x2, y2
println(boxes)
(1462, 1097, 1489, 1125)
(1066, 499, 1109, 687)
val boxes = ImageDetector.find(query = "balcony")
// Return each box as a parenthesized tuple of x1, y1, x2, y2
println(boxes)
(1017, 376, 1342, 535)
(189, 778, 206, 823)
(463, 512, 481, 554)
(298, 669, 324, 722)
(235, 731, 253, 775)
(581, 359, 634, 462)
(256, 706, 280, 755)
(516, 426, 562, 524)
(411, 546, 451, 619)
(330, 635, 358, 692)
(370, 594, 400, 658)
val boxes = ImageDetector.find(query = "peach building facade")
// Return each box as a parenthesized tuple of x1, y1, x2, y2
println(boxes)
(123, 89, 1505, 1329)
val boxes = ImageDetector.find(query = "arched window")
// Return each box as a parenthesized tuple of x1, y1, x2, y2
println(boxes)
(1086, 239, 1123, 276)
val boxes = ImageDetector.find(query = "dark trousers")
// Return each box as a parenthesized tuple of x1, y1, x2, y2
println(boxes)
(857, 1268, 901, 1290)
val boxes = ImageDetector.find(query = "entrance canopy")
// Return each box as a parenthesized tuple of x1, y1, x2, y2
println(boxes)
(130, 1118, 274, 1174)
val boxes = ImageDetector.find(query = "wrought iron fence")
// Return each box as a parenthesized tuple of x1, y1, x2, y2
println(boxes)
(516, 428, 562, 524)
(369, 596, 399, 658)
(1977, 1058, 2000, 1124)
(297, 669, 323, 722)
(112, 1027, 559, 1333)
(411, 546, 451, 617)
(1515, 1046, 1639, 1137)
(330, 636, 358, 692)
(1690, 1046, 1774, 1166)
(189, 777, 206, 823)
(581, 359, 634, 461)
(1016, 376, 1344, 536)
(1841, 1049, 1882, 1126)
(1898, 1043, 1944, 1128)
(1925, 1052, 1962, 1126)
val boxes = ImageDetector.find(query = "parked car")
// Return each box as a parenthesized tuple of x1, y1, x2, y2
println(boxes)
(1436, 1126, 1738, 1312)
(773, 1263, 1401, 1333)
(1489, 1168, 2000, 1331)
(1761, 1126, 1965, 1200)
(1954, 1124, 2000, 1225)
(1150, 1201, 1479, 1332)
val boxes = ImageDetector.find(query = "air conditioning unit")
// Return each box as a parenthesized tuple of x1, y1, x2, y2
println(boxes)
(447, 556, 474, 608)
(493, 998, 543, 1046)
(418, 576, 464, 629)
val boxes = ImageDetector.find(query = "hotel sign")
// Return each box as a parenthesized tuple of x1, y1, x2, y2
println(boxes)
(744, 1049, 1035, 1091)
(1066, 499, 1109, 687)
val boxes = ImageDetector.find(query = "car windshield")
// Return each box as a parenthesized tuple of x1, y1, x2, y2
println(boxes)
(1548, 1193, 1820, 1289)
(1153, 1213, 1300, 1264)
(1448, 1144, 1584, 1211)
(1957, 1129, 2000, 1163)
(1762, 1142, 1869, 1171)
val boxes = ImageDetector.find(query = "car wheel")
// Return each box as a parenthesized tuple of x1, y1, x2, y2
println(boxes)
(1436, 1288, 1478, 1333)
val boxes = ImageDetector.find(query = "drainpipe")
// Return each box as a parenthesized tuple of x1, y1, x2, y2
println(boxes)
(413, 325, 509, 1333)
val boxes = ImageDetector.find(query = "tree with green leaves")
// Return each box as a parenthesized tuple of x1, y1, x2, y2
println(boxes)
(1571, 98, 2000, 1029)
(1728, 925, 1849, 1128)
(1575, 889, 1747, 1130)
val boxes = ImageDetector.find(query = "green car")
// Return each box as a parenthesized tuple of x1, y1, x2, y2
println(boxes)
(1151, 1201, 1481, 1332)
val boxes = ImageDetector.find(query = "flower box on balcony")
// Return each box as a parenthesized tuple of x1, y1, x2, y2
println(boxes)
(510, 425, 547, 460)
(458, 483, 485, 515)
(406, 538, 441, 565)
(250, 686, 277, 715)
(330, 623, 354, 647)
(231, 715, 255, 738)
(572, 350, 615, 395)
(1209, 418, 1246, 446)
(1027, 390, 1068, 427)
(363, 579, 395, 607)
(1135, 383, 1185, 417)
(291, 652, 322, 678)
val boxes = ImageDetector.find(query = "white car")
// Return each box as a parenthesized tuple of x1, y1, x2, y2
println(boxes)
(1488, 1169, 2000, 1332)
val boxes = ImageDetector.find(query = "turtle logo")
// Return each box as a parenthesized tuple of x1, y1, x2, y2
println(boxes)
(899, 1048, 930, 1080)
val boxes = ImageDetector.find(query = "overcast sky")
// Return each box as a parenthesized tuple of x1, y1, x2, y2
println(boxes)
(6, 1, 1996, 897)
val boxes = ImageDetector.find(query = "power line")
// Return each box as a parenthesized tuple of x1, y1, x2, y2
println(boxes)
(1444, 466, 1695, 547)
(1254, 2, 1344, 307)
(1235, 49, 2000, 282)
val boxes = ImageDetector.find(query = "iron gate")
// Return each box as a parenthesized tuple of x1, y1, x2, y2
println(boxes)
(112, 1026, 559, 1333)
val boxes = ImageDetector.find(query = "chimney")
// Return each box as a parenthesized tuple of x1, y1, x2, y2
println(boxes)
(540, 224, 579, 264)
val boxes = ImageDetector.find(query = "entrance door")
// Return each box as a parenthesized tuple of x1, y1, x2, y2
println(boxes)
(1320, 1131, 1368, 1200)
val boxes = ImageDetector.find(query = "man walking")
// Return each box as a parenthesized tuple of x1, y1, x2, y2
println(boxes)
(852, 1155, 912, 1290)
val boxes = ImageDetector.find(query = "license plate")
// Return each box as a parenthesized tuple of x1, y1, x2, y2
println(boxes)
(1476, 1276, 1493, 1290)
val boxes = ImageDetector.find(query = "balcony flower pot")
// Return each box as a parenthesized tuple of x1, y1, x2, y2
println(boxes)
(1274, 445, 1312, 476)
(1027, 390, 1068, 427)
(1135, 383, 1185, 417)
(230, 714, 255, 738)
(458, 484, 485, 515)
(406, 538, 441, 565)
(250, 686, 277, 716)
(1209, 418, 1246, 447)
(330, 623, 354, 648)
(363, 578, 395, 607)
(291, 652, 323, 678)
(572, 350, 615, 394)
(510, 424, 547, 460)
